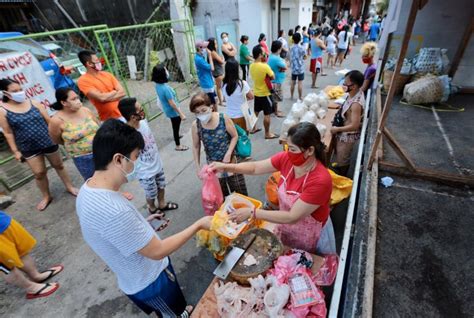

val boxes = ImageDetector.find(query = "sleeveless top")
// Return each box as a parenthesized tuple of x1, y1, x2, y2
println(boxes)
(197, 113, 231, 163)
(222, 45, 236, 62)
(60, 114, 99, 157)
(212, 53, 224, 77)
(3, 102, 54, 152)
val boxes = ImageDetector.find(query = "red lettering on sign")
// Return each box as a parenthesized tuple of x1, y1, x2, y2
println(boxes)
(0, 61, 6, 72)
(12, 72, 28, 85)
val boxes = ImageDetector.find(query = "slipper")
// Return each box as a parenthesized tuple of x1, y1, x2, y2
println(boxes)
(148, 208, 165, 218)
(276, 112, 286, 118)
(265, 134, 280, 140)
(26, 283, 60, 300)
(181, 305, 194, 318)
(38, 265, 64, 283)
(249, 128, 262, 135)
(321, 73, 328, 76)
(37, 198, 53, 211)
(160, 202, 179, 212)
(175, 146, 189, 152)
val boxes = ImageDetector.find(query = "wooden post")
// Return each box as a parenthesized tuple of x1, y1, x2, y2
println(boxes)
(448, 17, 473, 78)
(383, 128, 416, 171)
(368, 0, 421, 170)
(376, 86, 383, 159)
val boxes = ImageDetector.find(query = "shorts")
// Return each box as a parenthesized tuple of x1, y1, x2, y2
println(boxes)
(327, 47, 337, 56)
(273, 83, 283, 102)
(310, 57, 323, 73)
(139, 170, 166, 200)
(127, 261, 187, 316)
(254, 96, 274, 116)
(335, 132, 361, 166)
(337, 48, 347, 55)
(73, 153, 95, 180)
(291, 73, 305, 81)
(21, 144, 59, 160)
(0, 219, 37, 270)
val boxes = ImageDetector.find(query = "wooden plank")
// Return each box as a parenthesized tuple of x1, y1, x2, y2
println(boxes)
(368, 0, 421, 170)
(376, 86, 383, 160)
(418, 0, 429, 9)
(382, 127, 416, 171)
(379, 160, 474, 187)
(448, 17, 473, 78)
(459, 86, 474, 94)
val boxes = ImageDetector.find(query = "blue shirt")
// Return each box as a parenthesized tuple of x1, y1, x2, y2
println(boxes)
(310, 39, 323, 59)
(155, 83, 179, 118)
(268, 54, 286, 84)
(369, 23, 380, 40)
(194, 53, 214, 90)
(290, 45, 306, 75)
(0, 211, 12, 234)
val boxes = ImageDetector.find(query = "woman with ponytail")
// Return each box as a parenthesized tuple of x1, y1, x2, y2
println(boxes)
(48, 87, 99, 180)
(336, 25, 352, 66)
(209, 122, 335, 254)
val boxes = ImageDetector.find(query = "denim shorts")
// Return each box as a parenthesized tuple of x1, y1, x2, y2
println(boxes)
(138, 170, 166, 200)
(72, 153, 95, 180)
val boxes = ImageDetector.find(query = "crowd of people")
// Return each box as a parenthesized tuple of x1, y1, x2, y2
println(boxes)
(0, 11, 382, 317)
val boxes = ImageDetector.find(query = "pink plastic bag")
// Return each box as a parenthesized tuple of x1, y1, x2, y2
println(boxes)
(314, 254, 339, 286)
(199, 165, 224, 216)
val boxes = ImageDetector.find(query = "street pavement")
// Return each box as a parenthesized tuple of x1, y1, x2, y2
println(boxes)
(0, 42, 365, 317)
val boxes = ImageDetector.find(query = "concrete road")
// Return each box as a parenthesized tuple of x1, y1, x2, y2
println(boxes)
(0, 42, 365, 317)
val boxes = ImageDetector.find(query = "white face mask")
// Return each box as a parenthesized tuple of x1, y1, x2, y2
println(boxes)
(222, 37, 229, 44)
(7, 91, 26, 103)
(119, 156, 137, 182)
(197, 111, 212, 124)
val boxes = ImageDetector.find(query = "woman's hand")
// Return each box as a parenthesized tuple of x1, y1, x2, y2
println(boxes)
(196, 216, 213, 231)
(146, 214, 162, 222)
(330, 127, 340, 134)
(209, 161, 228, 173)
(14, 151, 22, 162)
(222, 153, 232, 164)
(229, 207, 252, 223)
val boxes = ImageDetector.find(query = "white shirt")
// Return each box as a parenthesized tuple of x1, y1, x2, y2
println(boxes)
(326, 34, 337, 50)
(222, 81, 250, 118)
(278, 37, 288, 50)
(337, 31, 353, 49)
(136, 120, 163, 179)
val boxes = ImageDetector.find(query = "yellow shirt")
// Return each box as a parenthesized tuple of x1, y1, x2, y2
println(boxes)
(249, 62, 274, 97)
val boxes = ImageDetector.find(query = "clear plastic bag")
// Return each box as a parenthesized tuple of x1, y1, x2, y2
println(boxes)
(199, 165, 224, 216)
(300, 110, 316, 123)
(290, 102, 307, 120)
(316, 123, 327, 138)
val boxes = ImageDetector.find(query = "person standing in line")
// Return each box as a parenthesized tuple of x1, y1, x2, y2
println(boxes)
(368, 20, 380, 42)
(0, 210, 64, 299)
(0, 79, 78, 211)
(277, 29, 289, 59)
(258, 33, 270, 58)
(249, 45, 279, 139)
(239, 35, 253, 81)
(288, 29, 295, 47)
(360, 42, 378, 95)
(268, 41, 287, 118)
(302, 26, 310, 52)
(77, 50, 126, 121)
(208, 38, 226, 106)
(295, 25, 302, 35)
(309, 29, 327, 89)
(189, 92, 248, 197)
(325, 29, 338, 69)
(330, 71, 365, 176)
(152, 64, 188, 151)
(222, 59, 254, 132)
(336, 25, 351, 66)
(194, 40, 217, 112)
(289, 33, 307, 101)
(76, 119, 212, 318)
(118, 98, 179, 218)
(221, 32, 237, 62)
(48, 87, 99, 180)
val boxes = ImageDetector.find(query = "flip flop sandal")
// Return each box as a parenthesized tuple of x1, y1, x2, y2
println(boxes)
(38, 265, 64, 283)
(175, 146, 189, 151)
(37, 198, 53, 211)
(249, 128, 262, 134)
(155, 219, 170, 232)
(26, 283, 60, 300)
(160, 202, 179, 212)
(265, 134, 280, 140)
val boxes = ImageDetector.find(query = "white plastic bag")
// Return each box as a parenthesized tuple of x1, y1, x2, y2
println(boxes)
(316, 93, 329, 112)
(316, 217, 336, 255)
(290, 102, 306, 120)
(300, 110, 316, 123)
(280, 117, 298, 141)
(264, 284, 290, 317)
(316, 123, 327, 138)
(414, 48, 444, 74)
(303, 93, 318, 107)
(316, 108, 327, 120)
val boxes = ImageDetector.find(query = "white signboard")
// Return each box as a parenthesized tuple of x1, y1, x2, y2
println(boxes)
(0, 51, 56, 110)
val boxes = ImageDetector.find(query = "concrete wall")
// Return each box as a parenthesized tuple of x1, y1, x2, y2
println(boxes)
(238, 0, 272, 47)
(298, 0, 314, 27)
(192, 0, 239, 39)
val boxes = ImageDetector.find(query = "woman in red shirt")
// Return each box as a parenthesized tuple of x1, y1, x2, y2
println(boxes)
(210, 122, 335, 254)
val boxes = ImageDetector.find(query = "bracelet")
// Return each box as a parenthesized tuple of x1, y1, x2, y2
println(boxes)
(251, 207, 257, 219)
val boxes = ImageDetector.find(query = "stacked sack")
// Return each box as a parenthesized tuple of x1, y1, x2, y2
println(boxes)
(280, 92, 330, 141)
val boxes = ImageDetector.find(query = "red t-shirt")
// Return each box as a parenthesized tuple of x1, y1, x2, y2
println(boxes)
(271, 151, 332, 224)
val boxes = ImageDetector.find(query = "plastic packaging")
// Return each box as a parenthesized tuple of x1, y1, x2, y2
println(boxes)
(316, 93, 329, 111)
(265, 171, 281, 209)
(316, 108, 327, 120)
(264, 279, 290, 317)
(280, 117, 298, 141)
(316, 123, 327, 138)
(303, 93, 318, 107)
(314, 254, 339, 286)
(290, 102, 306, 120)
(300, 110, 316, 123)
(199, 165, 224, 216)
(309, 103, 321, 113)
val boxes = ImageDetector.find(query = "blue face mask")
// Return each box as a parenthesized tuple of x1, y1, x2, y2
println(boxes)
(120, 156, 137, 182)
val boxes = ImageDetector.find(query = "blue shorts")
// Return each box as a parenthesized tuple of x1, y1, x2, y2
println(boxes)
(291, 73, 305, 81)
(73, 153, 95, 180)
(127, 262, 187, 316)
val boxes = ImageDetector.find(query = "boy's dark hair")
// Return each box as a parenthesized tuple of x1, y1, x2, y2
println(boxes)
(240, 35, 249, 43)
(151, 64, 168, 84)
(78, 50, 95, 66)
(271, 40, 282, 53)
(118, 97, 138, 121)
(93, 119, 144, 171)
(292, 32, 302, 44)
(252, 44, 263, 59)
(345, 70, 365, 87)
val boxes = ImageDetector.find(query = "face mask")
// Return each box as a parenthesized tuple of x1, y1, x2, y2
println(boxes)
(93, 62, 102, 71)
(7, 91, 26, 103)
(223, 37, 229, 44)
(119, 156, 137, 182)
(202, 49, 208, 61)
(197, 111, 212, 124)
(362, 57, 372, 64)
(342, 84, 354, 93)
(287, 150, 308, 166)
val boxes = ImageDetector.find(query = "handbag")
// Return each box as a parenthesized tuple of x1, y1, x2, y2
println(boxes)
(240, 86, 258, 130)
(234, 123, 251, 158)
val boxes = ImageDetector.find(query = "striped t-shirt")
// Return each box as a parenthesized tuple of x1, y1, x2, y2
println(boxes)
(76, 181, 169, 295)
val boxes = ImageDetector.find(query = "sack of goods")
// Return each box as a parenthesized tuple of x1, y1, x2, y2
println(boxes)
(403, 74, 450, 104)
(280, 92, 329, 141)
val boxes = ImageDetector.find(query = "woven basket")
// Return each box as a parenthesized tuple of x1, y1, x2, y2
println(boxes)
(383, 69, 411, 95)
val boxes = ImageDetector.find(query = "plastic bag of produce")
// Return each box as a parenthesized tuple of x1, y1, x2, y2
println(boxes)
(316, 123, 327, 138)
(316, 108, 327, 119)
(414, 48, 444, 74)
(314, 254, 339, 286)
(300, 110, 316, 123)
(316, 93, 329, 111)
(280, 117, 298, 141)
(265, 171, 281, 209)
(403, 75, 444, 104)
(303, 93, 318, 107)
(199, 165, 224, 216)
(290, 102, 306, 120)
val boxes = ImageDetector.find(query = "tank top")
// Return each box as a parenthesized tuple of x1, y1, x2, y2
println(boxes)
(222, 45, 236, 62)
(60, 114, 99, 157)
(197, 113, 231, 163)
(212, 53, 224, 77)
(311, 39, 323, 58)
(2, 102, 54, 152)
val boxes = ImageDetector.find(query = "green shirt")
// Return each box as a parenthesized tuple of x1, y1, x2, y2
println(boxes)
(239, 44, 250, 65)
